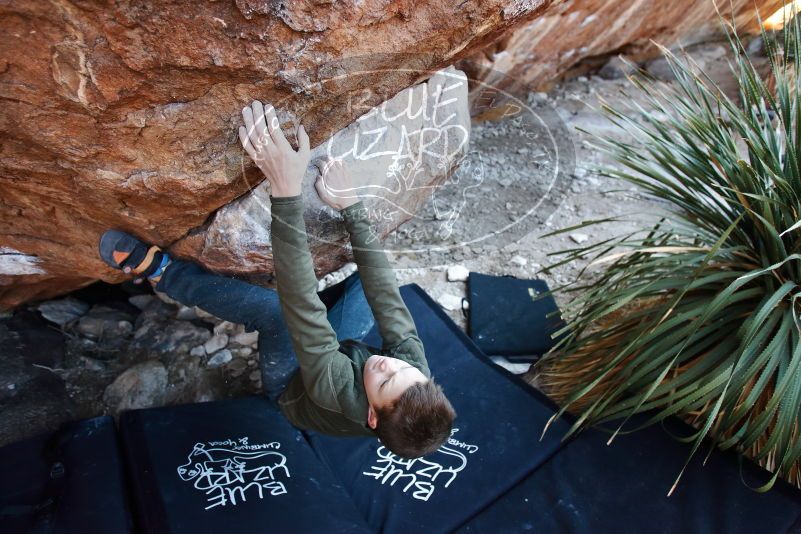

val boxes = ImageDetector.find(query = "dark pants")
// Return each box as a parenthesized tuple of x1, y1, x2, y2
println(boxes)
(154, 260, 376, 398)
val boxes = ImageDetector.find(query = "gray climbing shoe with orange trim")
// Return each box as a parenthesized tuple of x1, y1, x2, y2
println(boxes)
(98, 230, 170, 282)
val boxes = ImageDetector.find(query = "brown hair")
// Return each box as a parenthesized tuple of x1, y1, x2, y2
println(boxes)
(375, 378, 456, 459)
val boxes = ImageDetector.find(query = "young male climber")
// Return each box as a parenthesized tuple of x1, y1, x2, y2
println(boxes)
(98, 100, 455, 459)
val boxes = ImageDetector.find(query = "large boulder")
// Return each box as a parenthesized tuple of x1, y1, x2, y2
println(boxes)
(0, 0, 551, 309)
(172, 66, 471, 277)
(462, 0, 783, 93)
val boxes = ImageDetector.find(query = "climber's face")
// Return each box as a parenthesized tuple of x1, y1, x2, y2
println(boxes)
(363, 355, 427, 428)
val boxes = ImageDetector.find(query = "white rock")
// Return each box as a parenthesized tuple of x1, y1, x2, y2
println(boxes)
(190, 345, 206, 357)
(37, 297, 90, 326)
(103, 361, 168, 414)
(207, 349, 233, 368)
(213, 321, 237, 336)
(437, 293, 463, 311)
(176, 305, 198, 320)
(569, 233, 589, 244)
(203, 333, 228, 354)
(234, 346, 253, 357)
(446, 265, 470, 282)
(510, 255, 528, 267)
(128, 295, 156, 311)
(489, 356, 532, 375)
(231, 331, 259, 348)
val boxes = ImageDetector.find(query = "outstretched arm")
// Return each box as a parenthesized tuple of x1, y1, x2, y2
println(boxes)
(239, 102, 346, 406)
(314, 159, 423, 357)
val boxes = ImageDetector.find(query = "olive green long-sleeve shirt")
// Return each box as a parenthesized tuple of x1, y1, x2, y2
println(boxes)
(269, 195, 430, 436)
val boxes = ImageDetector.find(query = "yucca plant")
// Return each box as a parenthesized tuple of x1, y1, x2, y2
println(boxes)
(535, 9, 801, 493)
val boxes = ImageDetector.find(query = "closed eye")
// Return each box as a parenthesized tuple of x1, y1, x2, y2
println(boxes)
(379, 365, 413, 391)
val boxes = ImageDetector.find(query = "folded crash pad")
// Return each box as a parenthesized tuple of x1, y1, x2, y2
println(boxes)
(457, 416, 801, 533)
(306, 283, 572, 533)
(0, 416, 133, 534)
(467, 272, 563, 362)
(119, 396, 370, 533)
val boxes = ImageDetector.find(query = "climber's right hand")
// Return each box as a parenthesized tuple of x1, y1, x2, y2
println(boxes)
(239, 100, 310, 198)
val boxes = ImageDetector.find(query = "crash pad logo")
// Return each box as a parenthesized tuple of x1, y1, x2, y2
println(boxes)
(362, 428, 478, 502)
(176, 438, 290, 511)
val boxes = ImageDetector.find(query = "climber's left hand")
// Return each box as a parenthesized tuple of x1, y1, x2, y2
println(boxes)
(239, 100, 310, 198)
(313, 157, 361, 211)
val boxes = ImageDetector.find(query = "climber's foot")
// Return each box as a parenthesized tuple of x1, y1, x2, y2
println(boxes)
(98, 230, 171, 284)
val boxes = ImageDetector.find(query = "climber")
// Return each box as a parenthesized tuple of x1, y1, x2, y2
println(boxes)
(97, 100, 455, 459)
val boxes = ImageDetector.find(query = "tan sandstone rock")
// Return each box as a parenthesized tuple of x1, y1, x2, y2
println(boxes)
(462, 0, 783, 93)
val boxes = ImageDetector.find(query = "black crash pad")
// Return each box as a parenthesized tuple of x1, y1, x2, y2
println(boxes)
(467, 272, 563, 362)
(458, 416, 801, 533)
(0, 416, 133, 534)
(119, 396, 370, 533)
(306, 283, 572, 533)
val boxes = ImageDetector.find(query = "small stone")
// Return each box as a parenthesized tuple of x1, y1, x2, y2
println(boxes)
(569, 233, 589, 244)
(598, 55, 636, 80)
(746, 36, 765, 58)
(510, 255, 528, 267)
(76, 306, 135, 339)
(7, 383, 15, 390)
(231, 331, 258, 348)
(207, 349, 233, 368)
(203, 333, 228, 354)
(249, 370, 262, 382)
(234, 346, 253, 357)
(116, 320, 134, 336)
(176, 305, 198, 320)
(37, 297, 90, 326)
(213, 321, 237, 336)
(489, 356, 532, 374)
(446, 265, 470, 282)
(103, 361, 168, 414)
(437, 293, 463, 311)
(128, 295, 156, 311)
(644, 56, 675, 81)
(190, 345, 206, 357)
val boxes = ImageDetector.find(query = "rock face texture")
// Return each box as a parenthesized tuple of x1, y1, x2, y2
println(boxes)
(463, 0, 783, 93)
(0, 0, 550, 309)
(173, 67, 471, 279)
